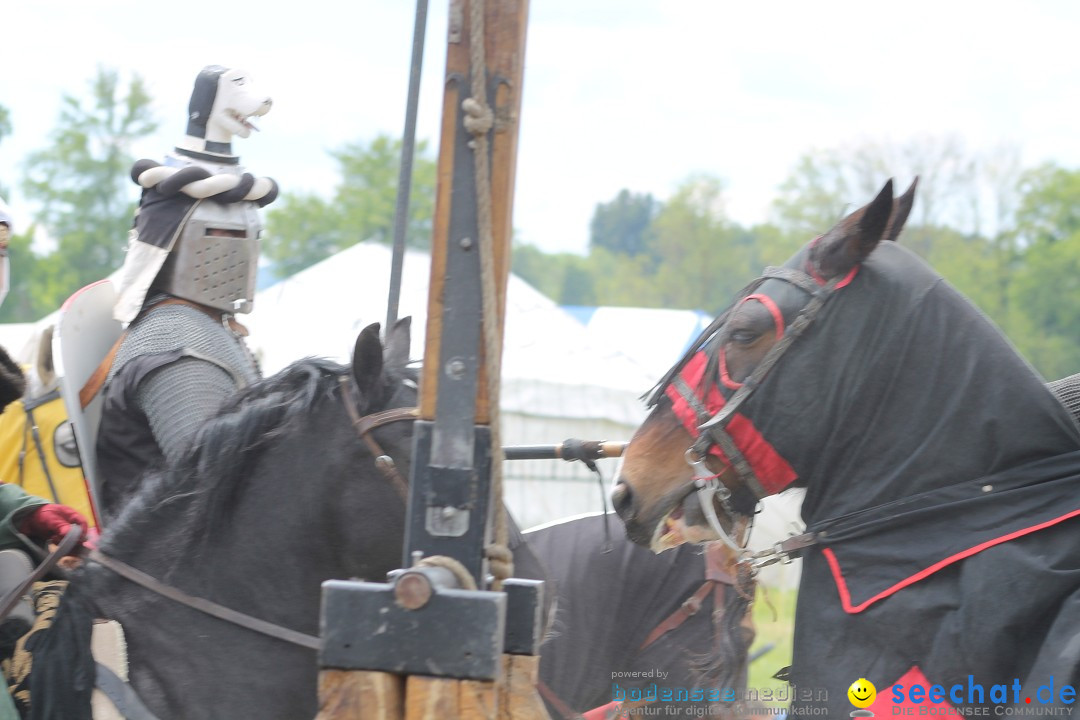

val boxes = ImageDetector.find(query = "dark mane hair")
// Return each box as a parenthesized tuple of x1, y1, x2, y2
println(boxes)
(100, 356, 365, 559)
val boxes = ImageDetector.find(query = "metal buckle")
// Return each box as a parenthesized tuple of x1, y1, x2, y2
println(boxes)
(746, 542, 792, 570)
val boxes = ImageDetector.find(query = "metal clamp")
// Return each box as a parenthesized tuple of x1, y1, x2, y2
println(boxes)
(744, 532, 817, 570)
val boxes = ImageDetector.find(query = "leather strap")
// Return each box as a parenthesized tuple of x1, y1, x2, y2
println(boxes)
(0, 524, 80, 624)
(777, 532, 817, 554)
(638, 581, 714, 652)
(95, 662, 163, 720)
(79, 335, 125, 409)
(88, 550, 320, 651)
(536, 678, 586, 720)
(337, 376, 418, 502)
(638, 543, 738, 653)
(78, 297, 249, 409)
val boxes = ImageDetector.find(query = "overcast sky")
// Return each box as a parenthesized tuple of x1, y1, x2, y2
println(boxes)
(4, 1, 1080, 255)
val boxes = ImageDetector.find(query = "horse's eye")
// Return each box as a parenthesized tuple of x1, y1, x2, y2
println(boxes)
(729, 329, 759, 345)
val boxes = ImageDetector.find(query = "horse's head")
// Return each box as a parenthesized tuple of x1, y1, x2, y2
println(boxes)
(612, 179, 918, 551)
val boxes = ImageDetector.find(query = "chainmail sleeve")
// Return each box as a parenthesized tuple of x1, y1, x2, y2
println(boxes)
(1049, 373, 1080, 429)
(137, 356, 240, 465)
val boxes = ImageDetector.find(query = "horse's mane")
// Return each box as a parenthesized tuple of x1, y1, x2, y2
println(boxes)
(100, 356, 355, 557)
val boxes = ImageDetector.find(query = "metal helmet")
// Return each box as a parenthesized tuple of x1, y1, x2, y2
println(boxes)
(152, 198, 261, 314)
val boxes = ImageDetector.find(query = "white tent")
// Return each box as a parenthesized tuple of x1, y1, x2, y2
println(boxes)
(245, 242, 657, 529)
(562, 305, 715, 380)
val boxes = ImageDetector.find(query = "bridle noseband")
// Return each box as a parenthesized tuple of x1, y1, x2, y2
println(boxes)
(673, 257, 854, 558)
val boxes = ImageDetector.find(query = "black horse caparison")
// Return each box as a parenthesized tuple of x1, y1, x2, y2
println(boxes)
(612, 179, 1080, 717)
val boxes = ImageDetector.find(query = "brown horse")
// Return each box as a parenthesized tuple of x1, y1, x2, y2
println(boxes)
(612, 179, 1080, 717)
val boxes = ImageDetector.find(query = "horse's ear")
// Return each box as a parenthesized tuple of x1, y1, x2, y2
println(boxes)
(811, 179, 894, 279)
(352, 322, 384, 399)
(883, 177, 918, 242)
(384, 317, 412, 369)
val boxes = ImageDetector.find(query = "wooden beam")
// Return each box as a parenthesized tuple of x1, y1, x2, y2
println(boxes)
(316, 670, 404, 720)
(420, 0, 530, 424)
(404, 676, 460, 720)
(499, 655, 548, 719)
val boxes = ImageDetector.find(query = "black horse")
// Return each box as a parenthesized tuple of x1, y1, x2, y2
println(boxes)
(0, 345, 26, 411)
(527, 513, 755, 719)
(27, 320, 431, 719)
(613, 179, 1080, 717)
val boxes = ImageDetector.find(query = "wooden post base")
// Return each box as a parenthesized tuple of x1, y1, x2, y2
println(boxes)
(317, 670, 404, 720)
(317, 655, 548, 720)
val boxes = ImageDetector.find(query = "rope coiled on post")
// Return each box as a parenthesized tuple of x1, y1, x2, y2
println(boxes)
(463, 0, 513, 588)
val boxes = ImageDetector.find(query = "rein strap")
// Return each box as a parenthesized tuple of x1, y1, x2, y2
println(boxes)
(89, 550, 321, 651)
(336, 376, 417, 501)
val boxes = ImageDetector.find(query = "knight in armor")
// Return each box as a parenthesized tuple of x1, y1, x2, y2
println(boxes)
(95, 65, 277, 521)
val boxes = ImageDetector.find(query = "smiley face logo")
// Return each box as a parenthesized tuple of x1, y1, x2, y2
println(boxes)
(848, 678, 877, 708)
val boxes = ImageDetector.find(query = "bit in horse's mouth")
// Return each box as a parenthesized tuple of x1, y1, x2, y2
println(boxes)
(652, 503, 686, 552)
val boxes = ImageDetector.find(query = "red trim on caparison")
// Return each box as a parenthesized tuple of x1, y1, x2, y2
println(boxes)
(823, 507, 1080, 614)
(583, 701, 621, 720)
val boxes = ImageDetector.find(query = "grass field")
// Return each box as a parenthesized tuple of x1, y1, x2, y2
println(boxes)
(746, 586, 798, 704)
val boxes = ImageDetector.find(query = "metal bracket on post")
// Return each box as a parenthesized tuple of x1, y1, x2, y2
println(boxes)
(405, 422, 494, 584)
(320, 572, 506, 680)
(503, 578, 545, 656)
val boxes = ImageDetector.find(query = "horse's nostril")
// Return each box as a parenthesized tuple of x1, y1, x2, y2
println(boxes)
(611, 481, 633, 516)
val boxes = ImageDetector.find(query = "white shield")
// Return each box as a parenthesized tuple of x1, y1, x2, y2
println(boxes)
(53, 280, 123, 527)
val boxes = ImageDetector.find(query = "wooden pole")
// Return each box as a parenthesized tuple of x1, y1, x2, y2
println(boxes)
(419, 0, 529, 424)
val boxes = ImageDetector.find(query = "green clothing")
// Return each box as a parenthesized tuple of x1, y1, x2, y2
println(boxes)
(0, 484, 47, 551)
(0, 485, 49, 720)
(0, 684, 15, 720)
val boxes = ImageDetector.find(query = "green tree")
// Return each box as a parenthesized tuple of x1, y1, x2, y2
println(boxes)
(771, 152, 853, 241)
(22, 67, 157, 303)
(0, 103, 11, 200)
(589, 189, 660, 257)
(0, 225, 48, 322)
(262, 193, 343, 278)
(1007, 164, 1080, 378)
(648, 175, 756, 313)
(263, 135, 436, 278)
(1014, 164, 1080, 246)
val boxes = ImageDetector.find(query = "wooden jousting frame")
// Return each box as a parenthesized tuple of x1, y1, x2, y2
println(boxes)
(317, 1, 547, 718)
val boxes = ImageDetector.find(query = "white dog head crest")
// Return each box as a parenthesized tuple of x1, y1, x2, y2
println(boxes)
(176, 65, 271, 164)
